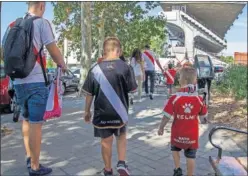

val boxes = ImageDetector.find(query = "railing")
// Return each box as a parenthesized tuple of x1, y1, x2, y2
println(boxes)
(180, 11, 226, 45)
(209, 126, 248, 159)
(185, 12, 223, 40)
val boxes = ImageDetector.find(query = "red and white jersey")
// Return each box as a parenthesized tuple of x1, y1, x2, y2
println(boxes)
(164, 69, 177, 85)
(142, 50, 156, 71)
(162, 89, 208, 149)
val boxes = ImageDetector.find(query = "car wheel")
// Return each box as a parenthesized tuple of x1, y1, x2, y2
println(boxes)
(10, 96, 16, 113)
(61, 83, 66, 95)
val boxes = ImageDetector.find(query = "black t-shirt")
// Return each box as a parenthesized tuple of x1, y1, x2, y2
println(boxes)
(83, 59, 137, 128)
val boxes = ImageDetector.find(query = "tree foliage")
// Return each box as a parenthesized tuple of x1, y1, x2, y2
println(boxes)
(52, 2, 167, 61)
(220, 55, 234, 64)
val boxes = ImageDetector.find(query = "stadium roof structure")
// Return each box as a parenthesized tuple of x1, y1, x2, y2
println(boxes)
(160, 2, 246, 39)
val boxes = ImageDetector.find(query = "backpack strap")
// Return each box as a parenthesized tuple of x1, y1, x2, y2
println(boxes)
(38, 46, 49, 86)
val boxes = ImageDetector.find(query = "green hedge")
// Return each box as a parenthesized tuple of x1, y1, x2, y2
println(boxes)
(214, 64, 247, 100)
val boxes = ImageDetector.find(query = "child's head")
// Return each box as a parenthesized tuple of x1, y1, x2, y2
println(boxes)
(179, 67, 197, 87)
(168, 63, 173, 69)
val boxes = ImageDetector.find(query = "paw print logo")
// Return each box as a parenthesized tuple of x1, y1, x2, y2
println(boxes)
(183, 103, 193, 114)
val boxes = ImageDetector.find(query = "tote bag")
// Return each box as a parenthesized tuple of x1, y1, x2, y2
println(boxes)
(43, 67, 63, 120)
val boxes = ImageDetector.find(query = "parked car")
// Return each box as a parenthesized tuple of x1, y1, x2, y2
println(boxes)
(214, 65, 224, 84)
(0, 63, 16, 113)
(72, 69, 81, 79)
(47, 68, 80, 95)
(61, 70, 80, 95)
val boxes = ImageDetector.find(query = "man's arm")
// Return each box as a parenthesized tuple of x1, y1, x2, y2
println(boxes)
(46, 42, 66, 70)
(155, 59, 164, 72)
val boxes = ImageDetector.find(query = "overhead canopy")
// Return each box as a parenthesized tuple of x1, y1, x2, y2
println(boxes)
(160, 2, 246, 39)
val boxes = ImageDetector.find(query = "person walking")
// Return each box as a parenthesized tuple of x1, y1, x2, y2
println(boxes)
(2, 2, 66, 176)
(142, 45, 163, 100)
(82, 37, 137, 176)
(158, 67, 208, 176)
(130, 48, 145, 104)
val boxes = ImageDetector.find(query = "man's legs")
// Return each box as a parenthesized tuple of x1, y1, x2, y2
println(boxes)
(144, 71, 149, 95)
(149, 71, 155, 99)
(22, 120, 31, 158)
(101, 135, 114, 172)
(29, 123, 43, 170)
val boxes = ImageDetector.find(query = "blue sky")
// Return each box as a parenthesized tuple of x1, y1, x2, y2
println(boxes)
(1, 2, 247, 56)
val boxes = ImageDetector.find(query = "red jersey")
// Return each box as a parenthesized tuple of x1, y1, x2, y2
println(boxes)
(163, 88, 208, 149)
(164, 69, 177, 85)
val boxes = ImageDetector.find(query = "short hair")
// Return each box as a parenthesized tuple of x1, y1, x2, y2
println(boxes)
(145, 44, 150, 49)
(168, 63, 173, 69)
(179, 67, 197, 85)
(103, 37, 121, 55)
(27, 2, 45, 9)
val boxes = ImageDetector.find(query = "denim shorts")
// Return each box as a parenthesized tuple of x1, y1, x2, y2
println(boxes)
(171, 145, 197, 159)
(14, 82, 49, 124)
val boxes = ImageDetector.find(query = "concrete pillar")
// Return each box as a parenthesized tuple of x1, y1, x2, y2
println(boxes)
(184, 27, 194, 59)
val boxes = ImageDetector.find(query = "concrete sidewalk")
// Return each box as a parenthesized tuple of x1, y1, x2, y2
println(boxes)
(1, 94, 247, 176)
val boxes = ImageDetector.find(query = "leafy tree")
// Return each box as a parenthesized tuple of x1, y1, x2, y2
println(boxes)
(220, 55, 234, 64)
(47, 59, 55, 68)
(52, 2, 167, 61)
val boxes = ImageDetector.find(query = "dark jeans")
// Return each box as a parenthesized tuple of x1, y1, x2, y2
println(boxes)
(145, 70, 155, 94)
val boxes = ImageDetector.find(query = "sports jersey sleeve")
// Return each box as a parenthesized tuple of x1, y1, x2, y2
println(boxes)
(40, 19, 56, 46)
(82, 71, 95, 96)
(127, 66, 138, 92)
(162, 95, 176, 119)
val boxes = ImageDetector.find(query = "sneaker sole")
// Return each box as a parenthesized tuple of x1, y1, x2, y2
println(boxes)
(117, 168, 130, 176)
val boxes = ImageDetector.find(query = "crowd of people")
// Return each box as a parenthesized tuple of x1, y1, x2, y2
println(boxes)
(2, 2, 208, 176)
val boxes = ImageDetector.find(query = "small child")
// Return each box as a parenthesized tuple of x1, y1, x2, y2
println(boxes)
(158, 67, 208, 176)
(164, 63, 177, 96)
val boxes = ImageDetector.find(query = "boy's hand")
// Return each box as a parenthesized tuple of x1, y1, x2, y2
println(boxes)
(84, 111, 92, 123)
(158, 128, 164, 136)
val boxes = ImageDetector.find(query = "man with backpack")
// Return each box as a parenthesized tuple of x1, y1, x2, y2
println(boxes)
(2, 2, 66, 176)
(142, 45, 164, 100)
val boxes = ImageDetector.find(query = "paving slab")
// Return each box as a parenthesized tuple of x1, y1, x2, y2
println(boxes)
(1, 93, 246, 175)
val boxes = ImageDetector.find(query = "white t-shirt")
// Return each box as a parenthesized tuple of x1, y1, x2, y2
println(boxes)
(130, 57, 144, 77)
(142, 50, 157, 71)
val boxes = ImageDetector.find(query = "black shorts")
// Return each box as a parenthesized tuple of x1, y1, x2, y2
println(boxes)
(171, 145, 197, 159)
(94, 126, 126, 139)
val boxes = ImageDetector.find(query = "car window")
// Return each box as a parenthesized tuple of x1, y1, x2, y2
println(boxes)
(73, 69, 80, 74)
(197, 56, 211, 67)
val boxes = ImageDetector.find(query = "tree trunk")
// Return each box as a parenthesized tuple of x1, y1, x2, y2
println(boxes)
(0, 1, 2, 60)
(98, 10, 105, 58)
(79, 2, 92, 97)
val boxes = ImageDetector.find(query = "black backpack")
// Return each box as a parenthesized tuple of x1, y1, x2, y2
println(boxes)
(3, 14, 48, 84)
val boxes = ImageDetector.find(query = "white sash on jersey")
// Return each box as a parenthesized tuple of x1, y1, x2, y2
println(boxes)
(92, 65, 128, 123)
(165, 70, 174, 83)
